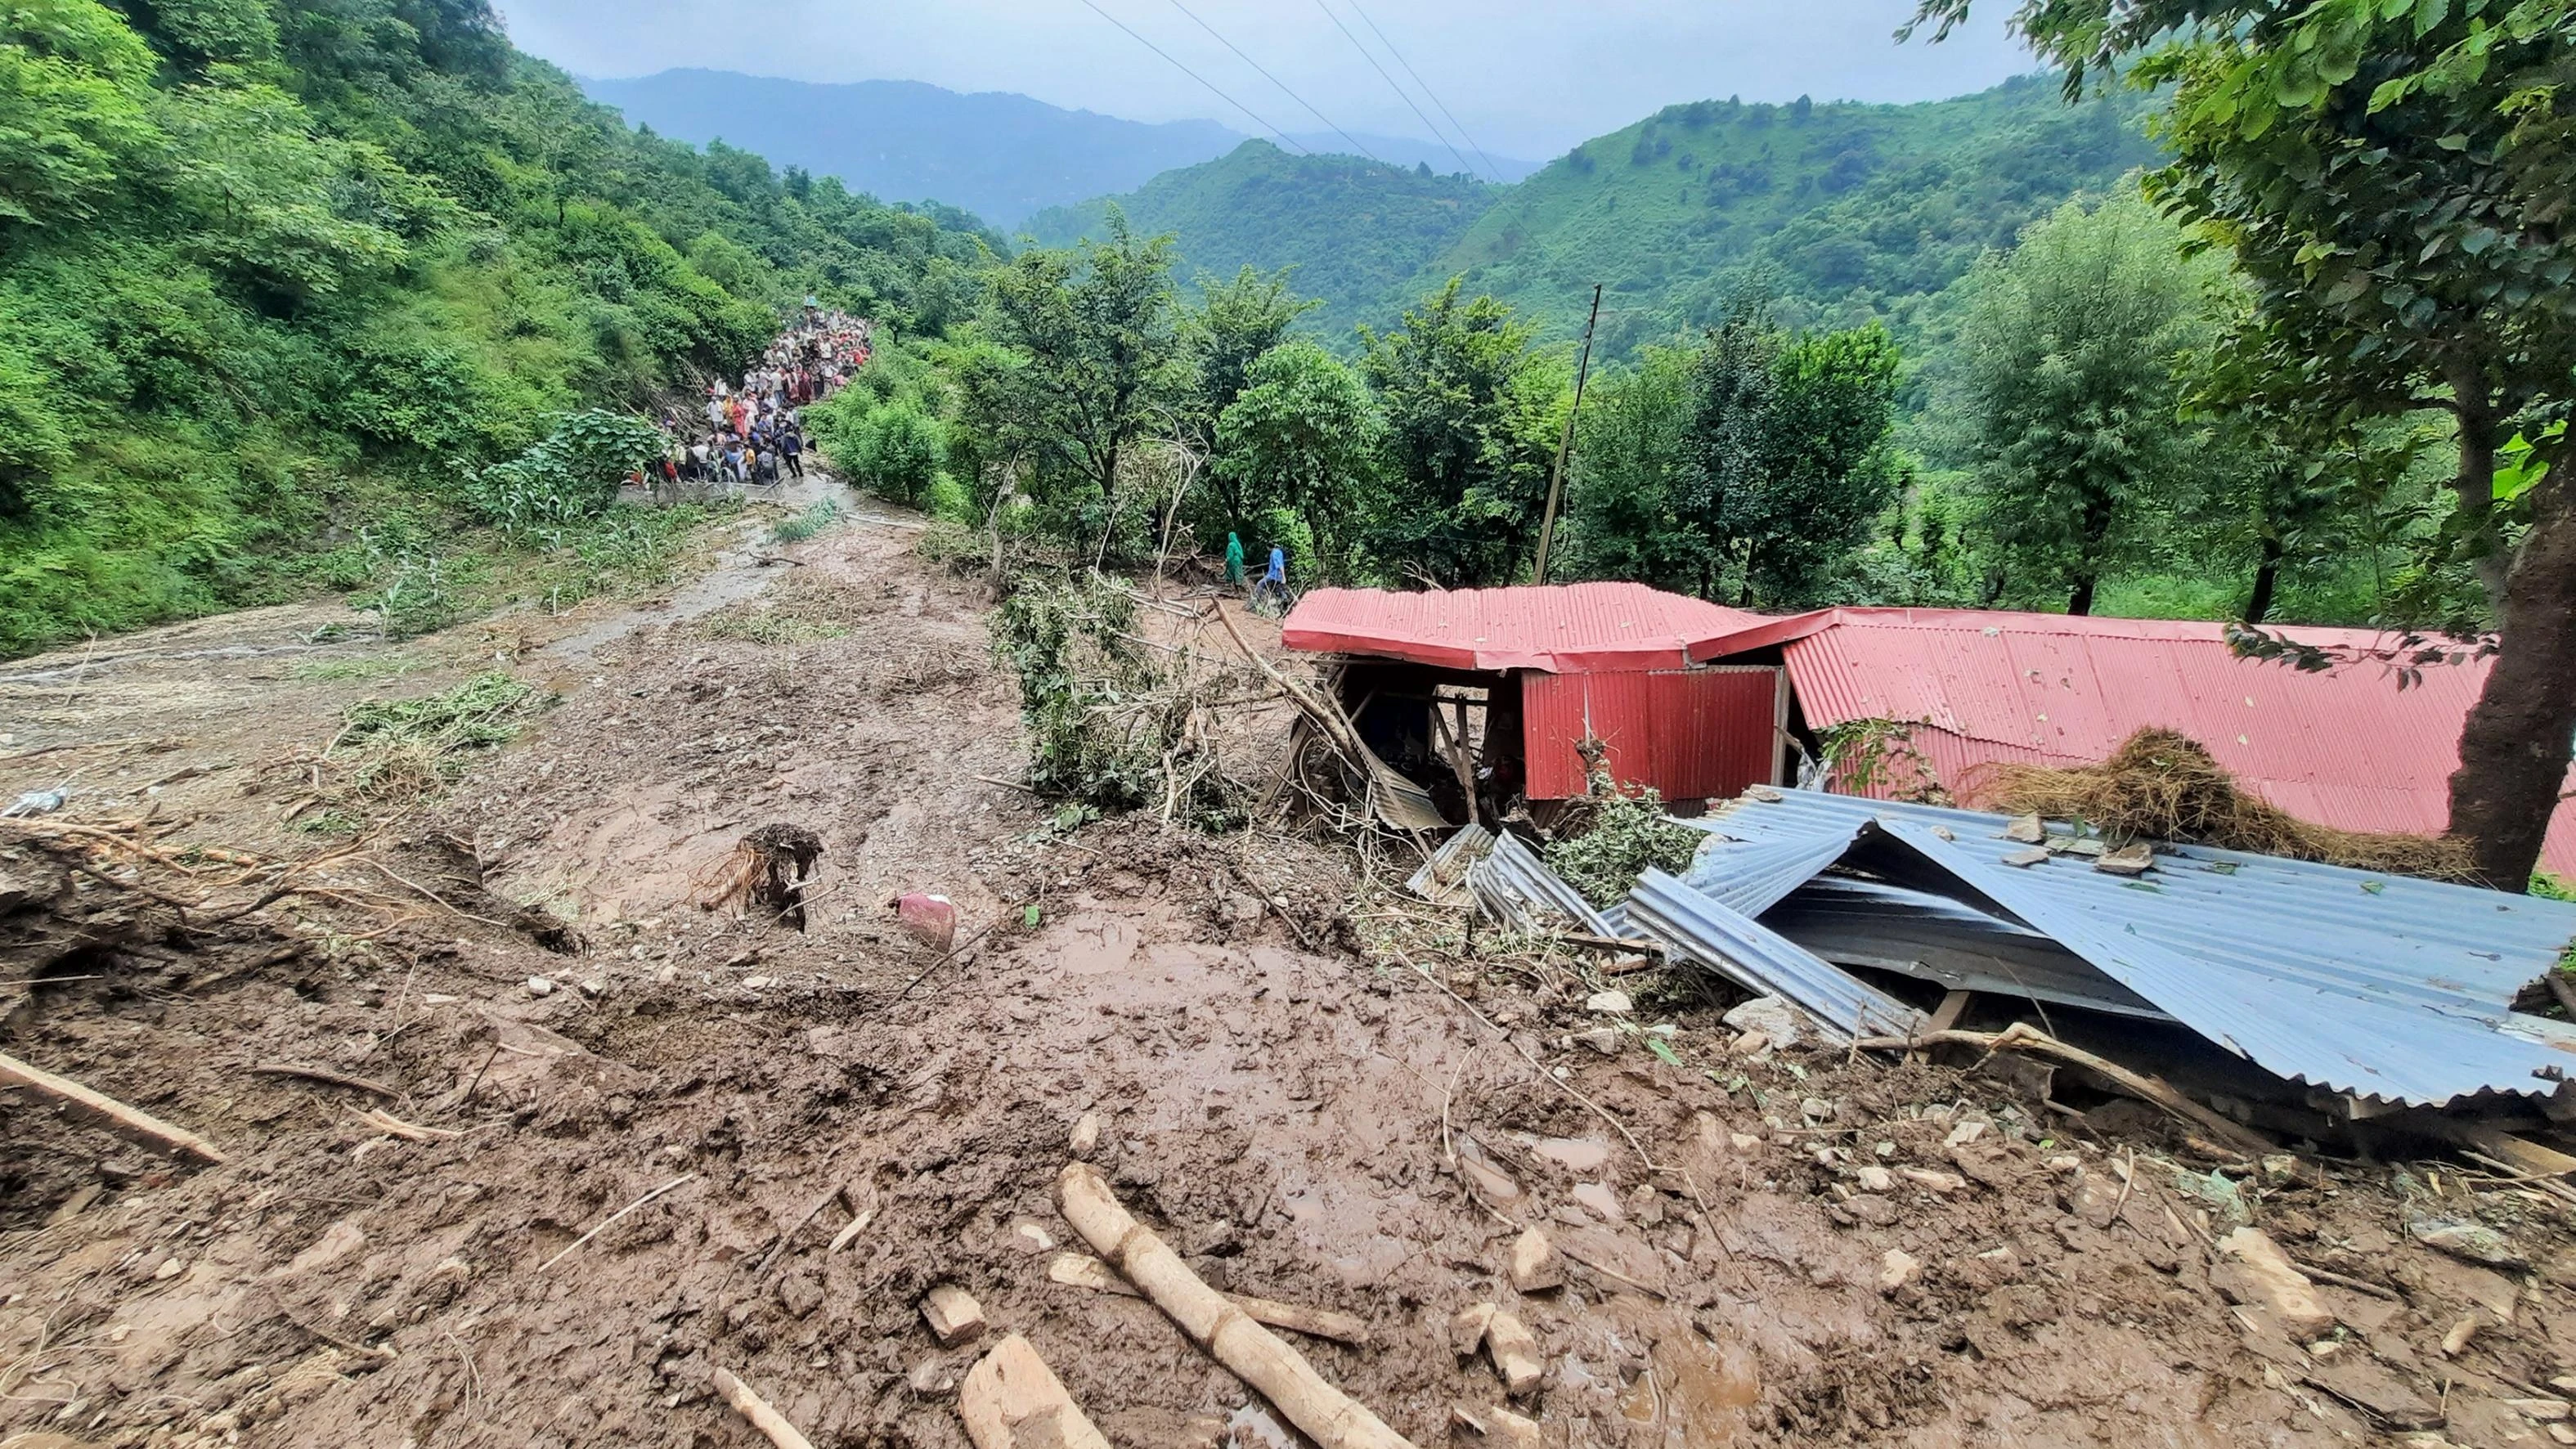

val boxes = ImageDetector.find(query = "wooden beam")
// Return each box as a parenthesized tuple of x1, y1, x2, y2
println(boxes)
(0, 1051, 226, 1164)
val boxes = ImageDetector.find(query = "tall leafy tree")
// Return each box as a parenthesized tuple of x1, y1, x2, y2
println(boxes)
(1562, 344, 1699, 590)
(1950, 191, 2220, 614)
(1358, 278, 1563, 587)
(1913, 0, 2576, 886)
(954, 209, 1179, 512)
(1211, 339, 1381, 577)
(1179, 265, 1317, 536)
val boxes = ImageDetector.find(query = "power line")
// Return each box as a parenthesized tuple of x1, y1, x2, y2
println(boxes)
(1163, 0, 1387, 166)
(1306, 0, 1479, 181)
(1073, 0, 1310, 156)
(1343, 0, 1502, 184)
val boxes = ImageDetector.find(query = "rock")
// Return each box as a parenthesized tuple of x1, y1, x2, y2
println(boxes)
(2003, 813, 2047, 843)
(897, 891, 958, 951)
(1573, 1028, 1622, 1056)
(524, 976, 555, 998)
(2510, 1399, 2574, 1423)
(1899, 1168, 1965, 1195)
(154, 1257, 184, 1280)
(1553, 1222, 1670, 1295)
(1449, 1303, 1497, 1357)
(578, 978, 607, 998)
(1943, 1119, 1988, 1147)
(1012, 1221, 1057, 1254)
(2260, 1154, 2299, 1187)
(1483, 1310, 1543, 1397)
(1507, 1228, 1563, 1293)
(2411, 1217, 2524, 1267)
(2093, 842, 2155, 877)
(1730, 1031, 1770, 1056)
(1070, 1113, 1102, 1159)
(1721, 997, 1806, 1050)
(740, 976, 775, 989)
(1800, 1097, 1833, 1122)
(1842, 1195, 1898, 1227)
(2440, 1315, 2478, 1357)
(2551, 1425, 2576, 1447)
(2213, 1227, 2335, 1339)
(1451, 1403, 1542, 1449)
(1571, 1182, 1626, 1222)
(1729, 1133, 1762, 1153)
(1878, 1249, 1921, 1295)
(922, 1285, 988, 1347)
(1855, 1165, 1894, 1193)
(1585, 990, 1633, 1015)
(2067, 1178, 2125, 1230)
(908, 1357, 960, 1397)
(2002, 847, 2051, 868)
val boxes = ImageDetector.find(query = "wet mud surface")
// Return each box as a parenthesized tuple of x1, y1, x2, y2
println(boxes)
(7, 491, 2576, 1448)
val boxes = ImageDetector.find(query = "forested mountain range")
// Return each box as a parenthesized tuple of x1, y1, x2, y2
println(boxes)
(581, 70, 1539, 228)
(1031, 74, 2160, 356)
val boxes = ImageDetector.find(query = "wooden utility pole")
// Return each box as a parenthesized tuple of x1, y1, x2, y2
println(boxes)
(1531, 284, 1604, 585)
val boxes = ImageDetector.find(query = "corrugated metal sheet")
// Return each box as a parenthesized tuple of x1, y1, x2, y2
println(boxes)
(1685, 606, 2576, 881)
(1523, 668, 1781, 800)
(1407, 823, 1493, 905)
(1282, 583, 1770, 673)
(1764, 877, 2168, 1020)
(1466, 831, 1617, 937)
(1690, 789, 2576, 1106)
(1627, 869, 1928, 1043)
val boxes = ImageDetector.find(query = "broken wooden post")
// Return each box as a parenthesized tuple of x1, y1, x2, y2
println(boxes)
(1056, 1163, 1416, 1449)
(1049, 1253, 1371, 1345)
(958, 1335, 1112, 1449)
(0, 1050, 226, 1164)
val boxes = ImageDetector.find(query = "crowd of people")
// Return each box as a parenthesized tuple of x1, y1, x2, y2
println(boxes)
(640, 304, 873, 500)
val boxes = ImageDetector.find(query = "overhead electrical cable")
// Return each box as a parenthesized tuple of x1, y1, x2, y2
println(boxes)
(1162, 0, 1389, 165)
(1305, 0, 1479, 180)
(1072, 0, 1310, 155)
(1343, 0, 1503, 183)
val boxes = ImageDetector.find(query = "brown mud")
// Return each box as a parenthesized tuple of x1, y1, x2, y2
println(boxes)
(5, 482, 2576, 1449)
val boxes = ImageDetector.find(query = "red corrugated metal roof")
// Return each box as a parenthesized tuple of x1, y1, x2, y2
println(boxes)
(1282, 583, 1771, 673)
(1711, 608, 2576, 880)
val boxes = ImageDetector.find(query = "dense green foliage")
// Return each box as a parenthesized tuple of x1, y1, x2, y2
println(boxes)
(1027, 145, 1497, 344)
(0, 0, 993, 655)
(1030, 77, 2158, 360)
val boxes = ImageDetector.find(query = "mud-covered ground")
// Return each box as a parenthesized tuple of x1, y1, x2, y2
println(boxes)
(7, 482, 2576, 1449)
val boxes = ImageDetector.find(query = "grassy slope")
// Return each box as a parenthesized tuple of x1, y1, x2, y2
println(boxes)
(1024, 142, 1497, 343)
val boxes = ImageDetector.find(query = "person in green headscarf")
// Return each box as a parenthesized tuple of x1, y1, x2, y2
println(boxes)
(1223, 532, 1245, 585)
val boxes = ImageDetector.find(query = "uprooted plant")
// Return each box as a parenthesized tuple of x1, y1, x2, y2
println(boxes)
(1545, 784, 1703, 908)
(316, 672, 547, 810)
(990, 572, 1250, 827)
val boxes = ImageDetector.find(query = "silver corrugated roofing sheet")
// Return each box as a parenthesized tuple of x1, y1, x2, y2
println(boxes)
(1627, 869, 1928, 1044)
(1467, 831, 1617, 938)
(1409, 824, 1494, 906)
(1690, 789, 2576, 1106)
(1766, 877, 2168, 1021)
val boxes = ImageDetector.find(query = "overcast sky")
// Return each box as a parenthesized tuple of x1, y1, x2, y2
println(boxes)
(502, 0, 2038, 159)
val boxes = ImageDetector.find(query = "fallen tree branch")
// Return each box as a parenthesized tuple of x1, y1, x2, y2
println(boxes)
(1056, 1164, 1414, 1449)
(712, 1366, 815, 1449)
(357, 1107, 460, 1142)
(1048, 1253, 1371, 1344)
(1855, 1023, 2274, 1160)
(539, 1173, 695, 1272)
(0, 1050, 227, 1164)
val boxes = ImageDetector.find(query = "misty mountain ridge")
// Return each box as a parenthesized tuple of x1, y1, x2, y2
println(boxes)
(580, 70, 1534, 227)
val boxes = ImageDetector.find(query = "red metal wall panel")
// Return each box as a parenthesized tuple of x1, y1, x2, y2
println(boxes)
(1523, 668, 1781, 801)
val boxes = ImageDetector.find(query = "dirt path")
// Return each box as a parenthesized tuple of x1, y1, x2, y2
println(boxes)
(3, 494, 2573, 1449)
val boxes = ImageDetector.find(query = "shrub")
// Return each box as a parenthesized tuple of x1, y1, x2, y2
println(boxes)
(1546, 788, 1700, 907)
(468, 409, 663, 536)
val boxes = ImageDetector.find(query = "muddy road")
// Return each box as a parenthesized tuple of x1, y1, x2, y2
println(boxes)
(4, 490, 2574, 1449)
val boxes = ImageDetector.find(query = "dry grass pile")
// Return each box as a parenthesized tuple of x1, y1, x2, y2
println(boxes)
(1969, 727, 2477, 881)
(325, 672, 543, 805)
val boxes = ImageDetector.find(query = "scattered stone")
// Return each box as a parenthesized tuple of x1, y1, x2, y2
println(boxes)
(1483, 1310, 1543, 1397)
(1730, 1031, 1770, 1057)
(2412, 1217, 2523, 1267)
(1070, 1113, 1102, 1159)
(1012, 1221, 1057, 1254)
(578, 978, 607, 998)
(1944, 1119, 1988, 1148)
(2550, 1424, 2576, 1447)
(1855, 1165, 1894, 1193)
(922, 1285, 988, 1347)
(740, 976, 775, 989)
(1449, 1303, 1497, 1357)
(1720, 997, 1806, 1050)
(1573, 1028, 1622, 1056)
(1800, 1097, 1833, 1122)
(1842, 1195, 1898, 1227)
(1878, 1249, 1921, 1295)
(2002, 847, 2051, 868)
(154, 1257, 184, 1281)
(1507, 1228, 1563, 1293)
(2003, 814, 2047, 844)
(1585, 990, 1633, 1015)
(1899, 1168, 1965, 1195)
(2260, 1154, 2299, 1187)
(2093, 842, 2155, 877)
(2510, 1399, 2574, 1423)
(2213, 1227, 2335, 1339)
(908, 1358, 960, 1397)
(524, 976, 555, 998)
(1729, 1133, 1762, 1153)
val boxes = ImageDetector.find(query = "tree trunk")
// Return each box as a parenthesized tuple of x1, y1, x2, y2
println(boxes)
(2448, 477, 2576, 890)
(2244, 532, 2283, 625)
(2067, 574, 2097, 616)
(2446, 361, 2511, 613)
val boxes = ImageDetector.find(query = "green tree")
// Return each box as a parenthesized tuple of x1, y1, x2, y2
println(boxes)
(954, 210, 1180, 519)
(0, 0, 160, 227)
(1562, 344, 1699, 590)
(1211, 339, 1380, 576)
(1911, 0, 2576, 885)
(1359, 278, 1563, 586)
(1951, 191, 2219, 614)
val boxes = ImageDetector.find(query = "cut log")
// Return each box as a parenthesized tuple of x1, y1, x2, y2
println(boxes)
(0, 1050, 226, 1164)
(712, 1366, 816, 1449)
(1057, 1163, 1416, 1449)
(958, 1334, 1112, 1449)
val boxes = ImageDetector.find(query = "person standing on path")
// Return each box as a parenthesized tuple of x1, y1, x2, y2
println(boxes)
(1224, 532, 1245, 586)
(780, 426, 804, 480)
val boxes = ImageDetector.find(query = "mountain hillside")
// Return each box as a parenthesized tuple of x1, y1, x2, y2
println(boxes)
(1035, 75, 2160, 355)
(1025, 145, 1498, 339)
